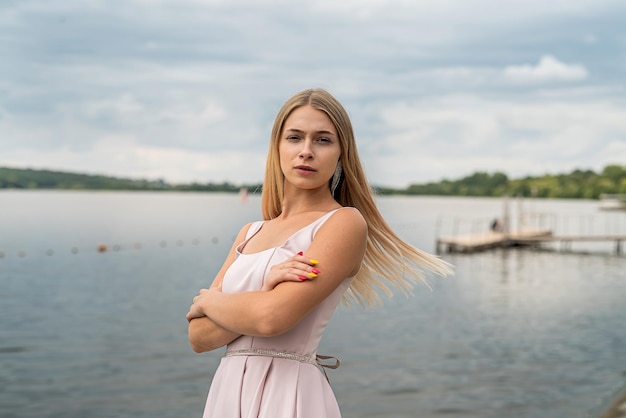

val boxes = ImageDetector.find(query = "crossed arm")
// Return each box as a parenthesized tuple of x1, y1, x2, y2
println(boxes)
(187, 208, 367, 353)
(186, 223, 250, 353)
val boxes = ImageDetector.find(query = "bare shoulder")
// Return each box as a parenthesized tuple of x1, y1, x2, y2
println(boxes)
(312, 207, 367, 276)
(226, 222, 256, 255)
(318, 207, 367, 238)
(236, 222, 255, 240)
(335, 206, 366, 225)
(210, 221, 256, 289)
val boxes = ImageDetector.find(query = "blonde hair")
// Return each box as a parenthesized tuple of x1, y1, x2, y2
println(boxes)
(262, 88, 453, 306)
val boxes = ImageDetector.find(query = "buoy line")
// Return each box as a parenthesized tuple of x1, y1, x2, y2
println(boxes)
(0, 235, 233, 260)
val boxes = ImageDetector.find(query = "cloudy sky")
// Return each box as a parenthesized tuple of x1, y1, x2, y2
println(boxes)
(2, 0, 625, 187)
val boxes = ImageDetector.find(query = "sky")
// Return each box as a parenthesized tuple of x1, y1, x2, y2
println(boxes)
(1, 0, 625, 188)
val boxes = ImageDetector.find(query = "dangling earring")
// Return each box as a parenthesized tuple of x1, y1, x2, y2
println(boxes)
(331, 161, 342, 196)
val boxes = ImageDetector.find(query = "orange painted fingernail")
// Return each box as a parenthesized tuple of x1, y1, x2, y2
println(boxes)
(309, 259, 319, 265)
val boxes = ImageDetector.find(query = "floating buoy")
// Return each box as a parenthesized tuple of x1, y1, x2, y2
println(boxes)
(1, 233, 226, 259)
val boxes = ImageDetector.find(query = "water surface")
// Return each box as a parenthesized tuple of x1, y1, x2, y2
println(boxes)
(1, 191, 625, 418)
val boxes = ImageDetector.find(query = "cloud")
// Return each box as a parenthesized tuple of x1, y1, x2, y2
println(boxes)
(1, 133, 267, 184)
(1, 0, 625, 188)
(503, 55, 589, 84)
(368, 94, 626, 186)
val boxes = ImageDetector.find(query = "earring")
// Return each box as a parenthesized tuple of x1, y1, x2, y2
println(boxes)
(331, 161, 342, 196)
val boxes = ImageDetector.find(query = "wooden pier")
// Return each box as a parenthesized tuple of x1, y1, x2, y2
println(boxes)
(435, 196, 626, 255)
(436, 230, 625, 255)
(436, 229, 550, 254)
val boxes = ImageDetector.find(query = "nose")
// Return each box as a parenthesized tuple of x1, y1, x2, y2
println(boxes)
(299, 139, 314, 159)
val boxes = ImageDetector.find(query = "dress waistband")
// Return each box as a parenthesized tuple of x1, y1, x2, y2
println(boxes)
(225, 348, 340, 382)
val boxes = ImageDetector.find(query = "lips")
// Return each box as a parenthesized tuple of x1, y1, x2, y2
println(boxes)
(295, 165, 317, 172)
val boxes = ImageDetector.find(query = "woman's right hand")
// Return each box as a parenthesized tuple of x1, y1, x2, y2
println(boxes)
(262, 252, 320, 291)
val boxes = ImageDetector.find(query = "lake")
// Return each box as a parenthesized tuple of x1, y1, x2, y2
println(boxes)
(1, 191, 625, 418)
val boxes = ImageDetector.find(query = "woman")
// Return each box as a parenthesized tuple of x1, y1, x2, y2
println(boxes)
(186, 88, 452, 417)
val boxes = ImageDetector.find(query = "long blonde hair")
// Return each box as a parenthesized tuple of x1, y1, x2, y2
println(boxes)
(262, 88, 453, 306)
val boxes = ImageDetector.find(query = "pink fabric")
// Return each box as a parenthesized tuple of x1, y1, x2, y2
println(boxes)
(203, 209, 354, 418)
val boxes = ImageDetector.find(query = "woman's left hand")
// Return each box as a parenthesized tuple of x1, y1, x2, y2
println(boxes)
(186, 288, 211, 322)
(262, 253, 320, 291)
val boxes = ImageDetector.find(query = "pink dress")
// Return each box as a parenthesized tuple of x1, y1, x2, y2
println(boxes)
(202, 209, 354, 418)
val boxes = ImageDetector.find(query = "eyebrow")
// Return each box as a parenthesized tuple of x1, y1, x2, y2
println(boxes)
(284, 128, 336, 136)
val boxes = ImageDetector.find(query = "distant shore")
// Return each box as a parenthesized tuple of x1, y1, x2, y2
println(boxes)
(1, 164, 625, 199)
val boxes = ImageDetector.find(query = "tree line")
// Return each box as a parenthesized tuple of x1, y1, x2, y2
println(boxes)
(1, 164, 625, 199)
(0, 167, 261, 193)
(377, 164, 626, 199)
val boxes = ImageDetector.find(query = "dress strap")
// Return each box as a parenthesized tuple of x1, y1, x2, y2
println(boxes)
(225, 348, 340, 383)
(245, 221, 264, 239)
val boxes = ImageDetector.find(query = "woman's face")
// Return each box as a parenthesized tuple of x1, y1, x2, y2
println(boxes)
(279, 105, 341, 193)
